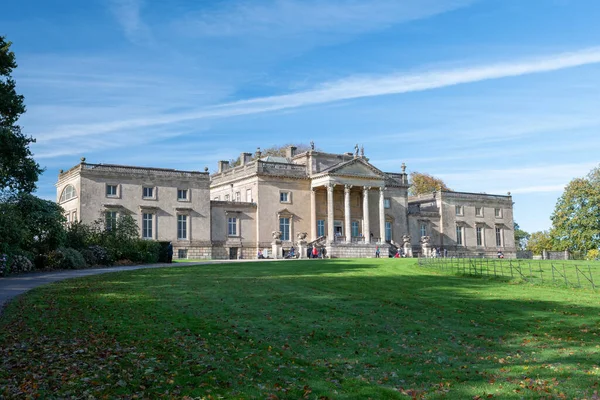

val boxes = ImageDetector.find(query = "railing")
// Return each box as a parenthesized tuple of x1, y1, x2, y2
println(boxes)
(418, 257, 599, 291)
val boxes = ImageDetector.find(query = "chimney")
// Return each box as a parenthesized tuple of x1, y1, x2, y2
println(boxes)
(240, 152, 253, 166)
(217, 160, 230, 173)
(286, 145, 297, 159)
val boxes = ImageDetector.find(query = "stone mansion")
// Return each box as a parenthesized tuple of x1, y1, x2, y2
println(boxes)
(56, 145, 516, 259)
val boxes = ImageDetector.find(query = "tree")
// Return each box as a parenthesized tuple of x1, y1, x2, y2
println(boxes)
(0, 36, 42, 194)
(550, 165, 600, 253)
(408, 172, 452, 196)
(526, 230, 553, 255)
(513, 221, 530, 251)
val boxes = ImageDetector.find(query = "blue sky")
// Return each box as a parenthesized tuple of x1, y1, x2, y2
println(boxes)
(3, 0, 600, 234)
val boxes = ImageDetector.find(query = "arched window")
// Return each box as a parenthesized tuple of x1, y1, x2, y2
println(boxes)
(59, 185, 77, 203)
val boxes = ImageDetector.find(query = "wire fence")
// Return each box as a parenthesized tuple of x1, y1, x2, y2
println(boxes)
(418, 257, 599, 291)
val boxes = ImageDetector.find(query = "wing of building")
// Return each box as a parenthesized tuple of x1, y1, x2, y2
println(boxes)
(56, 146, 516, 259)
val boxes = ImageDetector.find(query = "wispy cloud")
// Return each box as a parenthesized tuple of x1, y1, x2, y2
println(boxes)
(107, 0, 151, 44)
(36, 46, 600, 141)
(177, 0, 475, 37)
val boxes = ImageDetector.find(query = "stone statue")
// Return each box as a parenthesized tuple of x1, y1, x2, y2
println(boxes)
(297, 232, 307, 241)
(354, 144, 359, 156)
(272, 231, 282, 240)
(360, 145, 364, 157)
(421, 235, 432, 258)
(310, 141, 315, 150)
(402, 235, 413, 258)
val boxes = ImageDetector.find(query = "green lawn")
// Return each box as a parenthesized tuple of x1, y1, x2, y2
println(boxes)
(1, 259, 599, 399)
(420, 258, 600, 290)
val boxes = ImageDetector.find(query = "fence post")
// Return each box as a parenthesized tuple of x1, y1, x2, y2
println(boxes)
(552, 264, 555, 284)
(529, 262, 533, 279)
(563, 264, 568, 287)
(589, 265, 596, 290)
(576, 265, 582, 288)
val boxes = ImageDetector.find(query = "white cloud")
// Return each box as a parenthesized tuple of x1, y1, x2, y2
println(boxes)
(107, 0, 152, 44)
(178, 0, 475, 37)
(35, 45, 600, 141)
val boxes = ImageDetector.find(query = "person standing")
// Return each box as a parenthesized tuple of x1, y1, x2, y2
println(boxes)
(166, 242, 173, 263)
(375, 246, 380, 258)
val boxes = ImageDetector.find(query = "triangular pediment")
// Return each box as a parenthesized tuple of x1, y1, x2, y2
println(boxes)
(327, 159, 385, 178)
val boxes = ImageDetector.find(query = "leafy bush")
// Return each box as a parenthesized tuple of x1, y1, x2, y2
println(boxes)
(80, 248, 98, 267)
(46, 248, 86, 270)
(0, 254, 8, 276)
(133, 240, 161, 263)
(586, 249, 599, 261)
(10, 254, 34, 273)
(34, 253, 49, 270)
(88, 245, 112, 266)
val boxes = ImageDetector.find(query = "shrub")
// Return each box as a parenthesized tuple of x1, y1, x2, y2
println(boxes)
(586, 249, 599, 261)
(81, 248, 98, 267)
(10, 255, 34, 273)
(34, 253, 49, 270)
(46, 248, 86, 270)
(88, 245, 112, 266)
(0, 254, 8, 276)
(59, 248, 86, 269)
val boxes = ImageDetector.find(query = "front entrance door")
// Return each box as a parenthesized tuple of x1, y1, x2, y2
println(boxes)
(229, 247, 238, 260)
(334, 220, 343, 238)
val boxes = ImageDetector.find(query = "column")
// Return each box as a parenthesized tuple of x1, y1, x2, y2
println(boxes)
(311, 188, 317, 241)
(327, 184, 335, 243)
(344, 185, 352, 242)
(379, 187, 386, 243)
(363, 186, 370, 244)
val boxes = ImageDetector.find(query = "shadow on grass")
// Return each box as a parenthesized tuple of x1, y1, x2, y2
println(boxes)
(1, 259, 599, 399)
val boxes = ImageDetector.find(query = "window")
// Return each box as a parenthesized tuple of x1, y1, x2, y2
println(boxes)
(59, 185, 76, 203)
(420, 223, 427, 238)
(476, 226, 483, 246)
(72, 211, 77, 223)
(228, 217, 237, 236)
(178, 249, 188, 259)
(385, 221, 392, 241)
(235, 192, 241, 202)
(105, 211, 117, 231)
(455, 205, 463, 216)
(384, 198, 391, 209)
(280, 217, 290, 241)
(475, 207, 483, 217)
(496, 227, 503, 247)
(246, 189, 252, 202)
(142, 187, 154, 199)
(351, 221, 359, 237)
(280, 191, 290, 203)
(66, 213, 71, 224)
(317, 220, 325, 237)
(225, 194, 230, 201)
(177, 189, 189, 201)
(177, 215, 188, 240)
(142, 213, 153, 239)
(456, 225, 463, 245)
(106, 184, 118, 197)
(495, 208, 502, 218)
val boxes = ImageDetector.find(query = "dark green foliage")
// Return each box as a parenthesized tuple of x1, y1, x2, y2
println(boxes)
(0, 193, 66, 257)
(551, 165, 600, 253)
(9, 254, 33, 273)
(157, 241, 171, 262)
(46, 247, 86, 270)
(87, 245, 112, 266)
(0, 36, 42, 194)
(80, 248, 98, 267)
(513, 221, 530, 250)
(65, 221, 93, 250)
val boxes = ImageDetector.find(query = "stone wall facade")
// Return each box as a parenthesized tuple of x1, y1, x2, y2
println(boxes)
(57, 145, 517, 259)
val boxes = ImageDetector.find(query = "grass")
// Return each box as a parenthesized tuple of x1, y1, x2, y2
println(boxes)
(420, 258, 600, 290)
(1, 259, 599, 399)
